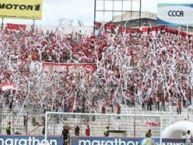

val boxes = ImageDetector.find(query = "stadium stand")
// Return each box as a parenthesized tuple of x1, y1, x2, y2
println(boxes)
(0, 24, 193, 136)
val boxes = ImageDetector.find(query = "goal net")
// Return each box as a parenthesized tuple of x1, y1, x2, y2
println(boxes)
(44, 112, 163, 144)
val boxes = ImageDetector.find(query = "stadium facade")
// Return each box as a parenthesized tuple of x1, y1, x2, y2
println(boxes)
(112, 11, 156, 27)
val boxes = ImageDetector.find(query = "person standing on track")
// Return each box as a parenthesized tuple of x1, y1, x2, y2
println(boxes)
(62, 125, 70, 145)
(85, 125, 90, 136)
(185, 130, 192, 145)
(6, 122, 11, 135)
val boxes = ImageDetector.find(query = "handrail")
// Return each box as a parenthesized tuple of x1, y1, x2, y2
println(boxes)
(28, 125, 44, 135)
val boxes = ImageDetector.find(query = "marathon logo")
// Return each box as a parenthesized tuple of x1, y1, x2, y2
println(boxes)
(78, 139, 186, 145)
(0, 3, 41, 11)
(75, 137, 188, 145)
(79, 139, 141, 145)
(0, 137, 57, 145)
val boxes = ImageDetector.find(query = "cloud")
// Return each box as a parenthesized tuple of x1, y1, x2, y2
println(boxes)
(38, 0, 93, 25)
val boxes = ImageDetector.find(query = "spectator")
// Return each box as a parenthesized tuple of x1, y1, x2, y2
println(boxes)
(62, 125, 70, 145)
(85, 125, 90, 136)
(185, 130, 192, 145)
(177, 99, 182, 115)
(145, 129, 152, 138)
(23, 112, 29, 134)
(6, 122, 11, 135)
(75, 125, 80, 136)
(102, 105, 106, 114)
(42, 127, 45, 135)
(142, 129, 155, 145)
(0, 26, 193, 116)
(104, 126, 109, 137)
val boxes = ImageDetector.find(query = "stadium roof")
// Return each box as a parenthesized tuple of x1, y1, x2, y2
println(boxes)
(112, 11, 156, 22)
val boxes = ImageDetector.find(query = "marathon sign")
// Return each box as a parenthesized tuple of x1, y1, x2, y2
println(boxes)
(0, 0, 42, 20)
(0, 135, 63, 145)
(157, 3, 193, 26)
(72, 137, 188, 145)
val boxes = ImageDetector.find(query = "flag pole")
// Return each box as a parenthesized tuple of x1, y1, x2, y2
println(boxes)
(94, 0, 97, 34)
(32, 19, 35, 31)
(1, 17, 4, 29)
(139, 0, 142, 27)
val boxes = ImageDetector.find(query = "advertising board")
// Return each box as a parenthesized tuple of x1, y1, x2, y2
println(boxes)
(0, 0, 42, 19)
(0, 135, 63, 145)
(157, 3, 193, 26)
(71, 136, 187, 145)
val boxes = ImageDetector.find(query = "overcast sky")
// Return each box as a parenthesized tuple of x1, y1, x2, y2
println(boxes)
(4, 0, 193, 26)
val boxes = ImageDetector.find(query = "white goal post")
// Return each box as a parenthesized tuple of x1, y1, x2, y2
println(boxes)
(44, 112, 163, 144)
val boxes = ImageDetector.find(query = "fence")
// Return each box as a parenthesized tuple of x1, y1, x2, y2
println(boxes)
(0, 108, 189, 137)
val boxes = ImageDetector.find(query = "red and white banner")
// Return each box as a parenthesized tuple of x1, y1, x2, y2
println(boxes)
(43, 62, 97, 73)
(0, 82, 15, 91)
(94, 21, 192, 38)
(6, 23, 26, 30)
(145, 121, 160, 127)
(30, 62, 97, 74)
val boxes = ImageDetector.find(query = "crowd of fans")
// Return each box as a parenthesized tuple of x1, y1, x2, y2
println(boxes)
(0, 26, 193, 115)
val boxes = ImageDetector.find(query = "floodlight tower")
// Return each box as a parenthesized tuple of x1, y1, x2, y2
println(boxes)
(93, 0, 142, 33)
